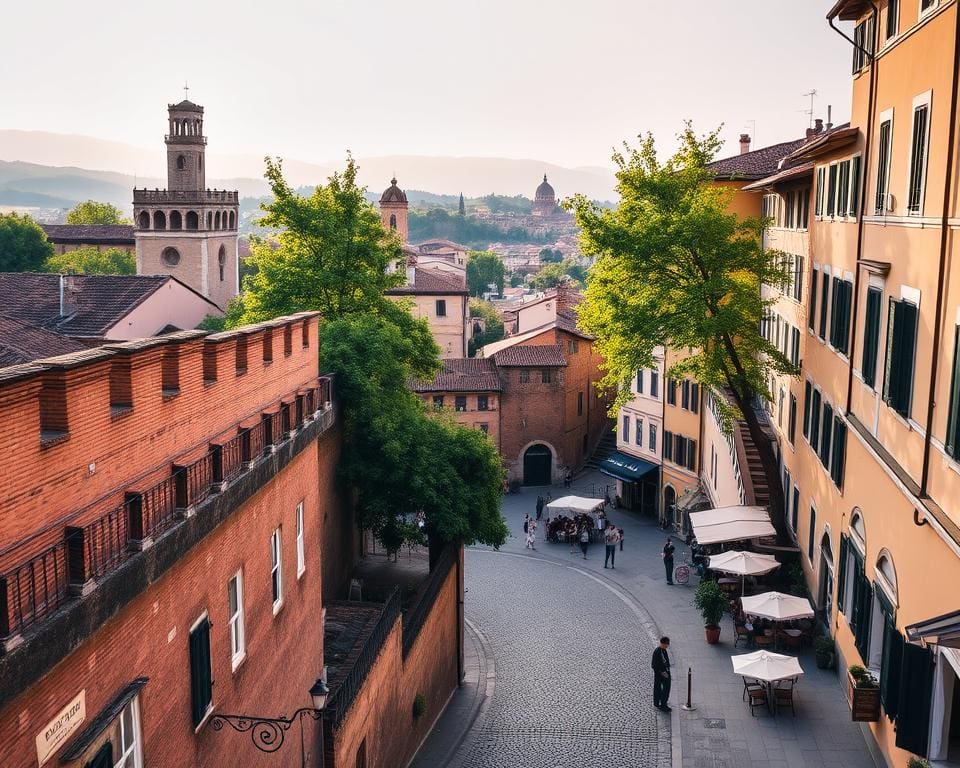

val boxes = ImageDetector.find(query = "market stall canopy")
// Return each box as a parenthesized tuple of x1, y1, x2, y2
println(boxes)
(708, 550, 781, 577)
(544, 496, 605, 517)
(599, 451, 658, 483)
(731, 650, 804, 683)
(689, 506, 775, 545)
(741, 591, 815, 621)
(906, 609, 960, 648)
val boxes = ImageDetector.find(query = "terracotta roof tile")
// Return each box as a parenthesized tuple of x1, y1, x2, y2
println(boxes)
(706, 138, 808, 181)
(412, 358, 502, 393)
(0, 315, 89, 367)
(41, 224, 135, 244)
(492, 344, 566, 367)
(386, 268, 467, 295)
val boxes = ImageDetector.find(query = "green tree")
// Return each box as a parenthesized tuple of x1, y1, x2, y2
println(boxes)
(458, 192, 466, 216)
(468, 298, 505, 355)
(465, 251, 506, 297)
(528, 261, 584, 290)
(539, 247, 562, 263)
(321, 315, 507, 556)
(65, 200, 130, 225)
(44, 246, 135, 275)
(0, 213, 54, 272)
(570, 125, 794, 542)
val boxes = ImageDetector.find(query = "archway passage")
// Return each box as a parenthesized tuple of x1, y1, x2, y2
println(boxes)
(664, 485, 677, 527)
(523, 444, 552, 486)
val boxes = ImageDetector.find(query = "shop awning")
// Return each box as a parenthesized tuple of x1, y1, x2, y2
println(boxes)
(906, 610, 960, 648)
(599, 451, 658, 483)
(689, 505, 776, 545)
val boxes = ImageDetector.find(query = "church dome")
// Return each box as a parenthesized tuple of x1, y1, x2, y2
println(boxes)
(380, 177, 408, 204)
(535, 174, 555, 202)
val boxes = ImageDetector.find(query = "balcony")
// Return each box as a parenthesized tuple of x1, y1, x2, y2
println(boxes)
(132, 188, 238, 205)
(0, 377, 333, 651)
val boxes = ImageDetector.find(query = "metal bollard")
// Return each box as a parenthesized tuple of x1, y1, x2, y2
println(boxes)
(681, 666, 697, 711)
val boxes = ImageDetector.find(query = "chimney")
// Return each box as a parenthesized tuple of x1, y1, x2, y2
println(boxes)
(739, 134, 751, 155)
(814, 118, 824, 134)
(59, 275, 80, 317)
(826, 105, 833, 131)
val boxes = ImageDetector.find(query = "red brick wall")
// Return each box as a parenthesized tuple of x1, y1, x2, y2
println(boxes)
(330, 563, 460, 768)
(319, 425, 362, 601)
(0, 314, 320, 568)
(0, 443, 329, 768)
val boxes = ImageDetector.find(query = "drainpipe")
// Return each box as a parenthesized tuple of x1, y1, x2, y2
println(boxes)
(921, 1, 960, 494)
(830, 1, 880, 415)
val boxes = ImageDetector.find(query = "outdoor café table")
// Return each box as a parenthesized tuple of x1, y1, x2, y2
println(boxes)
(731, 650, 804, 716)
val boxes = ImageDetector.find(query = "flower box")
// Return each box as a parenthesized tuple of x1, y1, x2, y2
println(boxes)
(846, 669, 881, 722)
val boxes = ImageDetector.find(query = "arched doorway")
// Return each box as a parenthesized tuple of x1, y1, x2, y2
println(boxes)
(523, 444, 552, 486)
(663, 485, 676, 527)
(818, 530, 834, 626)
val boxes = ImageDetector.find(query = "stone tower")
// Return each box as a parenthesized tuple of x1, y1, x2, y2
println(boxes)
(379, 177, 409, 243)
(133, 99, 239, 311)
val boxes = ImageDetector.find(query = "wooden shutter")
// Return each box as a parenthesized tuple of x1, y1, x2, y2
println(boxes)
(836, 535, 849, 613)
(809, 270, 818, 330)
(883, 299, 901, 408)
(895, 642, 934, 756)
(908, 105, 929, 212)
(850, 155, 862, 216)
(803, 381, 812, 437)
(831, 419, 846, 489)
(663, 431, 673, 461)
(820, 403, 834, 467)
(189, 616, 213, 726)
(819, 274, 830, 338)
(880, 621, 903, 720)
(691, 384, 699, 414)
(895, 301, 918, 416)
(810, 389, 821, 452)
(854, 578, 873, 660)
(686, 440, 697, 471)
(946, 327, 960, 457)
(862, 288, 882, 387)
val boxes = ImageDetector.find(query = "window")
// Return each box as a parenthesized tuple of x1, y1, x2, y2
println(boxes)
(478, 423, 489, 434)
(650, 371, 659, 398)
(791, 486, 800, 532)
(682, 380, 690, 409)
(907, 99, 931, 214)
(432, 395, 444, 410)
(789, 254, 805, 302)
(577, 391, 583, 415)
(820, 403, 834, 466)
(389, 214, 397, 229)
(622, 414, 630, 443)
(228, 571, 245, 669)
(218, 245, 226, 282)
(876, 118, 892, 213)
(636, 370, 644, 394)
(837, 160, 850, 216)
(818, 271, 830, 339)
(666, 379, 677, 405)
(177, 154, 186, 170)
(161, 247, 181, 267)
(778, 388, 785, 426)
(945, 326, 960, 460)
(271, 528, 283, 612)
(921, 0, 938, 15)
(803, 380, 812, 438)
(886, 0, 899, 38)
(815, 167, 826, 216)
(674, 435, 686, 468)
(636, 417, 644, 446)
(809, 269, 818, 331)
(826, 164, 838, 217)
(852, 16, 874, 73)
(883, 298, 919, 417)
(861, 287, 883, 387)
(519, 369, 530, 384)
(189, 615, 213, 727)
(296, 503, 305, 577)
(478, 395, 489, 411)
(568, 339, 578, 355)
(435, 300, 447, 317)
(799, 187, 810, 228)
(808, 507, 817, 561)
(686, 439, 697, 471)
(663, 430, 673, 461)
(810, 388, 822, 452)
(540, 369, 552, 384)
(831, 418, 847, 489)
(691, 383, 699, 413)
(850, 155, 862, 217)
(788, 393, 798, 444)
(649, 423, 657, 452)
(455, 396, 467, 411)
(830, 278, 853, 354)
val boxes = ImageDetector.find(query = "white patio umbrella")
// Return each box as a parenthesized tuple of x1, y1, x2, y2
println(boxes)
(740, 591, 815, 621)
(708, 550, 781, 593)
(731, 650, 804, 683)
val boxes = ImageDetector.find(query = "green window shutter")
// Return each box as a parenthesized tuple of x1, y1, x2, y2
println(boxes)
(883, 298, 900, 406)
(820, 403, 834, 467)
(836, 535, 849, 613)
(895, 302, 918, 416)
(810, 389, 822, 452)
(809, 270, 818, 330)
(946, 327, 960, 457)
(829, 277, 841, 347)
(850, 155, 862, 216)
(789, 394, 797, 444)
(189, 617, 213, 726)
(687, 439, 697, 471)
(802, 381, 812, 437)
(819, 274, 830, 339)
(831, 419, 847, 489)
(895, 642, 935, 755)
(880, 620, 903, 720)
(854, 581, 873, 660)
(862, 288, 882, 387)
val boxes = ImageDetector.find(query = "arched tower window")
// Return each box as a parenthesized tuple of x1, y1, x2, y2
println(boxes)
(162, 247, 181, 267)
(214, 211, 221, 229)
(137, 211, 150, 229)
(229, 211, 235, 229)
(198, 155, 202, 171)
(153, 210, 166, 230)
(390, 214, 397, 229)
(186, 211, 199, 230)
(206, 212, 213, 230)
(170, 211, 182, 230)
(218, 245, 226, 282)
(177, 155, 186, 171)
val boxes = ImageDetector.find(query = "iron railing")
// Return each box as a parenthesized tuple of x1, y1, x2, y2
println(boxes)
(0, 376, 333, 642)
(325, 588, 401, 729)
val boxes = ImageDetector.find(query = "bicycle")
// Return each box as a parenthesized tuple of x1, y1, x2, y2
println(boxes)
(673, 549, 706, 585)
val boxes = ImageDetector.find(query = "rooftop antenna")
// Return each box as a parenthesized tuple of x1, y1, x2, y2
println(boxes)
(801, 89, 818, 129)
(744, 119, 757, 145)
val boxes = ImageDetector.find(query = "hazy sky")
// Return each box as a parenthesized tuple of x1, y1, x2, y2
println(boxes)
(2, 0, 853, 168)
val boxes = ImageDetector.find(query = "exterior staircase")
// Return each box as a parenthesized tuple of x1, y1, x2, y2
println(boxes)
(585, 428, 617, 471)
(735, 415, 771, 508)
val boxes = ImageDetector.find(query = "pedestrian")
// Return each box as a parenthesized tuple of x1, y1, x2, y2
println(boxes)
(579, 525, 590, 559)
(546, 491, 552, 503)
(536, 495, 544, 520)
(651, 636, 672, 711)
(526, 519, 537, 550)
(618, 526, 625, 551)
(662, 537, 675, 585)
(604, 523, 619, 568)
(523, 514, 530, 538)
(564, 471, 573, 489)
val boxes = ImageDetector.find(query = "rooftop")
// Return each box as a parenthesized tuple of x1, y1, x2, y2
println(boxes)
(706, 138, 809, 181)
(492, 344, 566, 368)
(41, 224, 135, 244)
(411, 358, 502, 393)
(0, 315, 89, 367)
(387, 267, 468, 296)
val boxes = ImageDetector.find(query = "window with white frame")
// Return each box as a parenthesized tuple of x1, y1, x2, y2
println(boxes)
(921, 0, 938, 16)
(875, 113, 893, 213)
(622, 414, 630, 444)
(907, 92, 932, 215)
(271, 527, 283, 612)
(296, 502, 305, 578)
(885, 0, 899, 39)
(649, 422, 657, 452)
(113, 697, 142, 768)
(228, 571, 245, 669)
(635, 417, 643, 446)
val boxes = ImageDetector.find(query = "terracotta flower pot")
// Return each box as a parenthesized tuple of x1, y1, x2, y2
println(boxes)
(705, 625, 721, 644)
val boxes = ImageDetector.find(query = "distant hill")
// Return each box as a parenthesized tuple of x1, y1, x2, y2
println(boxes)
(0, 129, 617, 203)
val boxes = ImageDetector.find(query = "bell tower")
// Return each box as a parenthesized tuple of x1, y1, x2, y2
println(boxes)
(379, 177, 409, 243)
(133, 95, 239, 312)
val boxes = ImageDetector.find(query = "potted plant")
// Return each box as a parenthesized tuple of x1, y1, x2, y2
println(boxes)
(846, 664, 881, 722)
(693, 579, 727, 644)
(907, 759, 931, 768)
(814, 636, 836, 669)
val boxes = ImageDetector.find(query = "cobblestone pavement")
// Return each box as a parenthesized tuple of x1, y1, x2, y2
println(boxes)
(448, 549, 669, 768)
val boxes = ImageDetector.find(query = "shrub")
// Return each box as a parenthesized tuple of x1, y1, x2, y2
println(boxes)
(412, 693, 427, 720)
(693, 579, 727, 628)
(814, 636, 835, 654)
(908, 758, 931, 768)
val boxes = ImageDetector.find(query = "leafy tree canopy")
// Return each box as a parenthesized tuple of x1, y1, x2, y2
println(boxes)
(528, 259, 584, 290)
(408, 207, 559, 249)
(569, 124, 795, 541)
(466, 250, 505, 297)
(66, 200, 130, 225)
(539, 247, 563, 263)
(0, 213, 54, 272)
(44, 246, 134, 275)
(468, 298, 505, 356)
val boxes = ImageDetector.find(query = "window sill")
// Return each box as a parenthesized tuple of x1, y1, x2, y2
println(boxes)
(40, 429, 69, 449)
(162, 388, 181, 401)
(194, 704, 216, 734)
(273, 600, 284, 617)
(110, 405, 134, 421)
(231, 653, 246, 673)
(297, 567, 305, 580)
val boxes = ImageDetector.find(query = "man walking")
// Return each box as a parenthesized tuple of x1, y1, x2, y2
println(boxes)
(651, 636, 672, 711)
(662, 537, 675, 585)
(536, 495, 544, 520)
(579, 525, 590, 559)
(604, 524, 619, 568)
